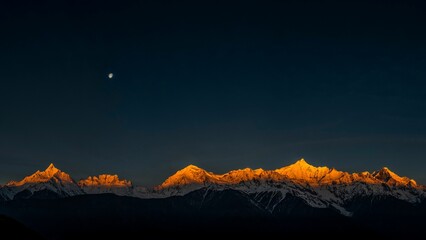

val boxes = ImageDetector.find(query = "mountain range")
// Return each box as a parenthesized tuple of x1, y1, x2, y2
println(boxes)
(0, 159, 424, 217)
(0, 159, 425, 238)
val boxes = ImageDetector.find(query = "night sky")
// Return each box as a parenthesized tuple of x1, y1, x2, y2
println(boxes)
(1, 0, 426, 185)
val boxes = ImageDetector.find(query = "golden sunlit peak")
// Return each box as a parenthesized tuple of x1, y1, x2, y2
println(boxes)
(293, 158, 311, 166)
(285, 158, 317, 169)
(159, 164, 216, 189)
(372, 166, 416, 186)
(185, 164, 202, 169)
(46, 163, 59, 171)
(157, 159, 421, 189)
(374, 166, 394, 175)
(43, 163, 62, 176)
(78, 174, 132, 187)
(179, 164, 205, 172)
(6, 162, 74, 187)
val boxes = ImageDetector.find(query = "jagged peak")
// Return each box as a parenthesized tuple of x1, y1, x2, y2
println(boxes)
(372, 166, 416, 186)
(174, 164, 211, 177)
(79, 174, 132, 187)
(44, 163, 60, 176)
(274, 159, 346, 185)
(6, 163, 75, 187)
(373, 166, 396, 177)
(46, 163, 57, 170)
(180, 164, 205, 172)
(285, 158, 320, 169)
(377, 166, 392, 174)
(47, 163, 56, 169)
(159, 164, 217, 189)
(295, 158, 308, 165)
(276, 158, 327, 172)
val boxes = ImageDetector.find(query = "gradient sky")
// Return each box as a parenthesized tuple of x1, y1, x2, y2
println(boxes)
(1, 0, 426, 186)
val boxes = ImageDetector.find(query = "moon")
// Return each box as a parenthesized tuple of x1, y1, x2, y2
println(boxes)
(108, 73, 114, 79)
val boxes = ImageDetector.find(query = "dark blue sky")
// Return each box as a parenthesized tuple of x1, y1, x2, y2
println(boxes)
(1, 0, 426, 185)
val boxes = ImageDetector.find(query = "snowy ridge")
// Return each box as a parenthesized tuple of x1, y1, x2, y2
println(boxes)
(79, 174, 133, 196)
(0, 160, 424, 217)
(157, 158, 421, 192)
(158, 159, 420, 190)
(154, 159, 425, 216)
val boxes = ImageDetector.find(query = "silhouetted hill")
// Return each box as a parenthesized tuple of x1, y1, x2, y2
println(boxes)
(0, 214, 44, 240)
(1, 188, 425, 239)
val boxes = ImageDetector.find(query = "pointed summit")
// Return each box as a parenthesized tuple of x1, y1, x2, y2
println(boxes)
(275, 159, 334, 183)
(7, 163, 74, 187)
(276, 158, 318, 171)
(180, 164, 204, 172)
(4, 163, 83, 198)
(293, 158, 312, 167)
(44, 163, 60, 177)
(159, 164, 220, 189)
(373, 167, 397, 181)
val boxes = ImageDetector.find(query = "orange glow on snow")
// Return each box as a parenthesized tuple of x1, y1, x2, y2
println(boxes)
(159, 158, 418, 189)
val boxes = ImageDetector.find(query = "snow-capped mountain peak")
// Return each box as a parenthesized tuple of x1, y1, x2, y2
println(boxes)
(2, 163, 83, 200)
(159, 164, 220, 189)
(6, 163, 74, 187)
(45, 163, 60, 176)
(78, 174, 133, 196)
(274, 158, 333, 183)
(179, 164, 207, 174)
(372, 167, 416, 186)
(79, 174, 132, 187)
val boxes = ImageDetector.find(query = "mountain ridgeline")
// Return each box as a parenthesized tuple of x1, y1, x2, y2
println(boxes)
(0, 159, 425, 238)
(1, 160, 424, 209)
